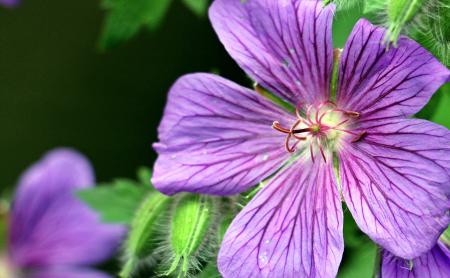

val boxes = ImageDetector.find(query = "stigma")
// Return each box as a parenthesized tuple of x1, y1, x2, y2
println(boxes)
(272, 101, 365, 162)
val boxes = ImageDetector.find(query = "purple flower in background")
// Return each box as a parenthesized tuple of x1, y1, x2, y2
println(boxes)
(3, 149, 124, 278)
(152, 0, 450, 277)
(381, 240, 450, 277)
(0, 0, 19, 8)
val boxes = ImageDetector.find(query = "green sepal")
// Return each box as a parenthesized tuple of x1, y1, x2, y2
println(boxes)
(253, 83, 295, 113)
(440, 225, 450, 246)
(120, 191, 172, 278)
(385, 0, 424, 45)
(363, 0, 386, 15)
(166, 194, 215, 277)
(77, 178, 149, 224)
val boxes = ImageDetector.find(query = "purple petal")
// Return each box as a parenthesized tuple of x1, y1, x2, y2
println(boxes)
(209, 0, 335, 105)
(381, 242, 450, 278)
(336, 19, 450, 121)
(30, 267, 112, 278)
(152, 73, 295, 195)
(339, 118, 450, 259)
(9, 148, 125, 268)
(218, 160, 343, 277)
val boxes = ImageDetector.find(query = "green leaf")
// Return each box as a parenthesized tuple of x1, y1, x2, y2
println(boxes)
(99, 0, 172, 49)
(338, 209, 380, 278)
(430, 83, 450, 129)
(0, 200, 9, 250)
(137, 166, 152, 188)
(181, 0, 209, 17)
(77, 179, 149, 224)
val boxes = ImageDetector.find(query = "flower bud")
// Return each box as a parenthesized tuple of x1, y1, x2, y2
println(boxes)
(166, 194, 215, 277)
(120, 191, 171, 278)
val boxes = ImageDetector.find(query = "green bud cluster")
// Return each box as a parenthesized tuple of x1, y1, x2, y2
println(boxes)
(120, 191, 172, 278)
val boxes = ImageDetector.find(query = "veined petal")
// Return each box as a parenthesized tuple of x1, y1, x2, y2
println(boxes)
(381, 242, 450, 278)
(30, 267, 112, 278)
(153, 73, 295, 195)
(9, 149, 124, 268)
(209, 0, 334, 105)
(337, 19, 450, 121)
(218, 160, 343, 278)
(339, 119, 450, 259)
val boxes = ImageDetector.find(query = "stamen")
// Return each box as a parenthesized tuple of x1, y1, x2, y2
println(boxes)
(272, 121, 290, 134)
(272, 101, 362, 158)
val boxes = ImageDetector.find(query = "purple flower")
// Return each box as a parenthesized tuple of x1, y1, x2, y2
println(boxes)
(152, 0, 450, 277)
(4, 149, 124, 278)
(380, 241, 450, 277)
(0, 0, 19, 8)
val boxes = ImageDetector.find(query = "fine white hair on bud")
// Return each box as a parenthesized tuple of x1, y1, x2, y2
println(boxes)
(119, 191, 172, 278)
(162, 194, 219, 278)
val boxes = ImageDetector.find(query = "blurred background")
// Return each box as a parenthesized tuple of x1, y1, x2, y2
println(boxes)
(0, 0, 360, 192)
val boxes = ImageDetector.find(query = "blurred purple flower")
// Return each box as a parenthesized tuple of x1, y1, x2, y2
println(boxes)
(5, 149, 124, 278)
(0, 0, 19, 8)
(152, 0, 450, 277)
(381, 241, 450, 277)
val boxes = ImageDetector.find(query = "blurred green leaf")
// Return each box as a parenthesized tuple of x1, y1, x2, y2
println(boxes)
(0, 200, 8, 250)
(430, 84, 450, 129)
(137, 166, 153, 188)
(181, 0, 209, 17)
(197, 263, 221, 278)
(77, 179, 149, 224)
(338, 209, 379, 278)
(99, 0, 173, 49)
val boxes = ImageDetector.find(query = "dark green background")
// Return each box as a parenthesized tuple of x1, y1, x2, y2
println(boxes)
(0, 0, 361, 191)
(0, 0, 249, 191)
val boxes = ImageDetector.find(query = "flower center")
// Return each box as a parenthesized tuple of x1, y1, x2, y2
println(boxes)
(0, 254, 19, 278)
(272, 101, 365, 162)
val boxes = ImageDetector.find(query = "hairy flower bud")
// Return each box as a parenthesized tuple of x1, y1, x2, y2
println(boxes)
(165, 194, 215, 277)
(120, 191, 171, 278)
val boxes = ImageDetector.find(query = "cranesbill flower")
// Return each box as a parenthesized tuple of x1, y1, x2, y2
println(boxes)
(2, 149, 124, 278)
(152, 0, 450, 277)
(380, 240, 450, 277)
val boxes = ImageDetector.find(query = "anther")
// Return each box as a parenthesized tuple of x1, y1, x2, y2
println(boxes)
(344, 111, 360, 118)
(351, 131, 367, 143)
(272, 121, 290, 134)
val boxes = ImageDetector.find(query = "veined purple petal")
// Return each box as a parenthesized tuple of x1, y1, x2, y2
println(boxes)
(30, 267, 112, 278)
(339, 118, 450, 259)
(381, 242, 450, 278)
(209, 0, 334, 105)
(218, 160, 343, 277)
(9, 149, 124, 268)
(336, 19, 450, 121)
(153, 73, 295, 195)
